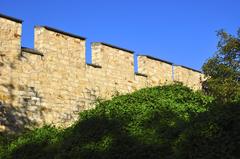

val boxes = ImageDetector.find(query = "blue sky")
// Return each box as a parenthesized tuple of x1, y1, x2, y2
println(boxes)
(1, 0, 239, 71)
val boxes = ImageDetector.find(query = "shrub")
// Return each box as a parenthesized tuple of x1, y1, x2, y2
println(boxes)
(177, 102, 240, 159)
(1, 125, 62, 159)
(1, 84, 220, 159)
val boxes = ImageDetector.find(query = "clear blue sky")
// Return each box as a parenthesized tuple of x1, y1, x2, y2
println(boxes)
(1, 0, 239, 71)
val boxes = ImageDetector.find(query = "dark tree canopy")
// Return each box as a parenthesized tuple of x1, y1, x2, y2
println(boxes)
(202, 29, 240, 103)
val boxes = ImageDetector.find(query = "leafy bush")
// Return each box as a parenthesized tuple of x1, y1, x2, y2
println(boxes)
(177, 102, 240, 159)
(58, 84, 212, 159)
(5, 84, 240, 159)
(1, 125, 63, 159)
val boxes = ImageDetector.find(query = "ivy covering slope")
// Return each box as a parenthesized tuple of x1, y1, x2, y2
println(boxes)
(1, 84, 239, 159)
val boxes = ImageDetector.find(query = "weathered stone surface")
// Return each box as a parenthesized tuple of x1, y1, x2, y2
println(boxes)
(0, 14, 204, 132)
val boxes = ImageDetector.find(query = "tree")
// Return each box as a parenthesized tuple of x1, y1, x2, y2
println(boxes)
(202, 29, 240, 104)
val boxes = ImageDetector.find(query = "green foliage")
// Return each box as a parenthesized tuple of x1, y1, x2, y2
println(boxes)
(2, 84, 239, 159)
(202, 29, 240, 103)
(177, 102, 240, 159)
(0, 84, 214, 159)
(59, 84, 212, 159)
(1, 125, 63, 159)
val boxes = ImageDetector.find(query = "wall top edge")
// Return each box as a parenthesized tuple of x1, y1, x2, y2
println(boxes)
(93, 42, 134, 54)
(174, 64, 202, 73)
(138, 54, 173, 65)
(35, 25, 86, 40)
(0, 13, 23, 23)
(135, 72, 148, 77)
(86, 63, 102, 68)
(21, 47, 44, 56)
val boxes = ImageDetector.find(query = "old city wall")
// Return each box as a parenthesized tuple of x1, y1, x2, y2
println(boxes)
(0, 14, 204, 132)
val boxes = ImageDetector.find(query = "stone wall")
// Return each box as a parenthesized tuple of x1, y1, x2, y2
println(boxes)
(0, 13, 204, 132)
(173, 65, 204, 90)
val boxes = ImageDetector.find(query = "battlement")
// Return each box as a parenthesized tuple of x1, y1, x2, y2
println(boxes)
(0, 13, 23, 23)
(37, 26, 86, 40)
(0, 13, 204, 132)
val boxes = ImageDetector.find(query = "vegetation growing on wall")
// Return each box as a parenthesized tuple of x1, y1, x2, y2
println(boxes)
(0, 84, 218, 159)
(0, 84, 239, 158)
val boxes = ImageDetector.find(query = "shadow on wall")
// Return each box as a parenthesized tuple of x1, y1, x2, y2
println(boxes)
(0, 83, 38, 134)
(0, 57, 37, 134)
(0, 101, 37, 133)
